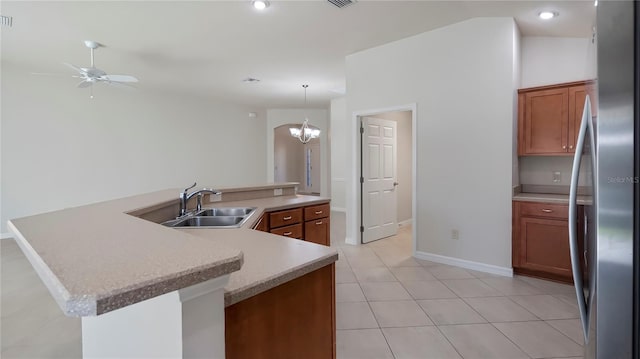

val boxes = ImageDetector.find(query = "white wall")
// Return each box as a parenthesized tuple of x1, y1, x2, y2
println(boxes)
(521, 37, 597, 88)
(345, 17, 518, 269)
(329, 97, 347, 211)
(372, 111, 412, 224)
(1, 64, 267, 232)
(266, 109, 329, 197)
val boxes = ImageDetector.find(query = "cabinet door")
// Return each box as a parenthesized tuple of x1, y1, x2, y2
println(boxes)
(568, 84, 597, 152)
(253, 214, 269, 232)
(523, 88, 569, 155)
(305, 218, 330, 246)
(518, 216, 572, 278)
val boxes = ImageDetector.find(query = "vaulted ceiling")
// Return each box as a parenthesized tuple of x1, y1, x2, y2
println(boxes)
(1, 1, 596, 108)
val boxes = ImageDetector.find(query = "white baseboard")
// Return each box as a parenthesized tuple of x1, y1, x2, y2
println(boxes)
(398, 219, 412, 227)
(331, 207, 346, 213)
(414, 251, 513, 277)
(1, 232, 14, 240)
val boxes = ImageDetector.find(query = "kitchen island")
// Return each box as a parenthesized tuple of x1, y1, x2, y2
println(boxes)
(8, 183, 337, 358)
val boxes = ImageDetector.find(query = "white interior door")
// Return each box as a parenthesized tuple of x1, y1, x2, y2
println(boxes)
(304, 143, 321, 194)
(362, 117, 398, 243)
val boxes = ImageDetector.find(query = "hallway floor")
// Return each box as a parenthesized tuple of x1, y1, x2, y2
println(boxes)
(330, 212, 584, 359)
(1, 211, 584, 358)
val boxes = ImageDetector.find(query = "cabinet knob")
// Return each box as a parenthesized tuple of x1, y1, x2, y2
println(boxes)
(315, 211, 323, 215)
(283, 232, 292, 236)
(541, 209, 553, 213)
(283, 216, 292, 221)
(569, 145, 574, 149)
(316, 221, 323, 225)
(562, 145, 567, 150)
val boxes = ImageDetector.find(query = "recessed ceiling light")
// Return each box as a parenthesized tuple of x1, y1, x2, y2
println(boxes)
(539, 11, 558, 20)
(252, 0, 269, 10)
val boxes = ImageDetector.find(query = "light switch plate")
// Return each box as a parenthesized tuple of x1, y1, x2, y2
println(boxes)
(274, 188, 283, 196)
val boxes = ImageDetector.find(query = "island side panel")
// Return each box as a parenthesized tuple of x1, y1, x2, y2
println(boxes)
(225, 263, 336, 359)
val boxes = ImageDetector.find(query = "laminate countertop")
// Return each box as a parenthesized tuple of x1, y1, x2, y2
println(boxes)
(513, 192, 593, 206)
(7, 187, 337, 316)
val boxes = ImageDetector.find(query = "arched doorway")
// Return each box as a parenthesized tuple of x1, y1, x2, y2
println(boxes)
(274, 124, 321, 195)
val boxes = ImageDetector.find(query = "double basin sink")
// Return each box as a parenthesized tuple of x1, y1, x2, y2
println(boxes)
(162, 207, 257, 228)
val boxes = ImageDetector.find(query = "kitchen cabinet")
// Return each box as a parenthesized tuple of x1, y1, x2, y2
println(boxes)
(512, 201, 583, 283)
(254, 202, 331, 246)
(518, 80, 596, 156)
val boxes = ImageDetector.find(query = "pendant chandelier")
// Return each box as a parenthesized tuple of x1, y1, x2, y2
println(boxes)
(289, 84, 320, 144)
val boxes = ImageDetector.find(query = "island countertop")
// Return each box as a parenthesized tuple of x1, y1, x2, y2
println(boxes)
(7, 186, 337, 316)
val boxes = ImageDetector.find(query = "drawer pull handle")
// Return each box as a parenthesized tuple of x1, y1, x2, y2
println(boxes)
(541, 209, 553, 213)
(315, 211, 323, 215)
(283, 216, 292, 220)
(283, 232, 292, 236)
(316, 221, 323, 225)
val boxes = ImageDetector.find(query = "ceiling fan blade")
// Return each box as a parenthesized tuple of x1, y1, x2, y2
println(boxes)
(77, 80, 93, 88)
(31, 72, 69, 76)
(63, 62, 86, 74)
(104, 81, 137, 89)
(101, 74, 138, 83)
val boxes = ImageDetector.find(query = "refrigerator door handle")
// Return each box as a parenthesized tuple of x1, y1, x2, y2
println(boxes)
(569, 95, 593, 342)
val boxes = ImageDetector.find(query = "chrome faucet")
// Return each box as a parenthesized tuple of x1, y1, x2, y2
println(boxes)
(179, 182, 221, 216)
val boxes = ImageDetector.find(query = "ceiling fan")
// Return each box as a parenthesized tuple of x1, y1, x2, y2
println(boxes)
(34, 40, 139, 98)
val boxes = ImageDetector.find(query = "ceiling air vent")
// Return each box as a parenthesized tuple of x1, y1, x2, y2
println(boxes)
(327, 0, 356, 9)
(1, 15, 13, 27)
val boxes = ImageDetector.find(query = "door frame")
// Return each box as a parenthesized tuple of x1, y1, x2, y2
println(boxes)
(348, 104, 417, 252)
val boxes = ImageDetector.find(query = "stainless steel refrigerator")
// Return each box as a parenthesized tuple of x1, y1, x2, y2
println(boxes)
(569, 1, 638, 358)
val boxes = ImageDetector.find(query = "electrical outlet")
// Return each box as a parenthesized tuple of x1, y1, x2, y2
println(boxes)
(553, 171, 561, 183)
(452, 229, 459, 240)
(274, 188, 283, 196)
(209, 193, 222, 202)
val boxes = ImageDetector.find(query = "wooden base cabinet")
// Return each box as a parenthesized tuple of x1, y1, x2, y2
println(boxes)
(254, 202, 331, 246)
(225, 264, 336, 359)
(512, 201, 582, 283)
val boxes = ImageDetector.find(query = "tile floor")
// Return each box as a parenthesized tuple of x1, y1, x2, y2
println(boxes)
(330, 213, 585, 359)
(1, 211, 585, 358)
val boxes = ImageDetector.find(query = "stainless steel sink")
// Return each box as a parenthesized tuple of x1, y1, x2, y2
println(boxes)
(195, 207, 255, 217)
(161, 207, 256, 228)
(172, 216, 244, 227)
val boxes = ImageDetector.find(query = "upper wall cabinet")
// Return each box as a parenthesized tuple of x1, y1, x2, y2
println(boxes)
(518, 80, 596, 156)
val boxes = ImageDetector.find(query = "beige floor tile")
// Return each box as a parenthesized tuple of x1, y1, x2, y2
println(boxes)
(1, 293, 66, 347)
(464, 296, 537, 322)
(516, 276, 576, 295)
(553, 292, 580, 308)
(341, 245, 376, 257)
(4, 314, 82, 358)
(441, 279, 502, 298)
(336, 283, 366, 302)
(336, 267, 357, 283)
(336, 302, 379, 330)
(546, 319, 585, 345)
(417, 298, 486, 325)
(427, 265, 476, 280)
(352, 266, 397, 282)
(369, 300, 433, 327)
(494, 321, 584, 358)
(401, 280, 458, 300)
(466, 269, 503, 278)
(360, 282, 412, 301)
(510, 295, 580, 320)
(415, 258, 440, 267)
(480, 277, 543, 295)
(336, 329, 393, 359)
(439, 323, 529, 359)
(347, 255, 386, 268)
(389, 267, 437, 282)
(379, 255, 423, 268)
(382, 326, 461, 359)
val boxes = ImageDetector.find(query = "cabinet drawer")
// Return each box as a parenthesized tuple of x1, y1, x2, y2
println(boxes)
(269, 208, 303, 228)
(519, 202, 568, 219)
(270, 223, 303, 239)
(304, 203, 330, 221)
